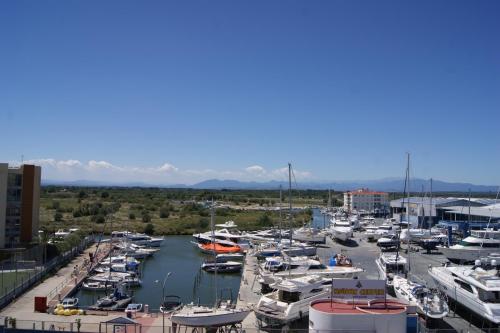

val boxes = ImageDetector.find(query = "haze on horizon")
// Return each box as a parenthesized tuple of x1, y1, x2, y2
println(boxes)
(1, 1, 499, 185)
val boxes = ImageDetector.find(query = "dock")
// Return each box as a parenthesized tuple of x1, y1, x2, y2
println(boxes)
(237, 252, 261, 328)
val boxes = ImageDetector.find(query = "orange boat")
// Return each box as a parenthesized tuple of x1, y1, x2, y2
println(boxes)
(198, 242, 241, 254)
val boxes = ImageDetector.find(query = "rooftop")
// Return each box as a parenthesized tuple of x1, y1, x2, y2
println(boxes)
(346, 189, 388, 195)
(311, 299, 407, 315)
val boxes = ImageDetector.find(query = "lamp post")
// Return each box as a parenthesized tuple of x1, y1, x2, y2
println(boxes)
(161, 272, 172, 333)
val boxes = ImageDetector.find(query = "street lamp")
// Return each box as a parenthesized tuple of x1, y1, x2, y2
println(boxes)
(159, 272, 172, 333)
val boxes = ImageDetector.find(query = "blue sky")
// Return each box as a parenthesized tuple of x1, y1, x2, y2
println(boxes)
(1, 1, 499, 185)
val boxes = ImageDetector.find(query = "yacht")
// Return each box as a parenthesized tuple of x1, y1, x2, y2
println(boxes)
(363, 225, 379, 242)
(81, 281, 108, 292)
(330, 219, 353, 242)
(253, 240, 317, 258)
(438, 229, 500, 263)
(255, 275, 331, 327)
(201, 260, 243, 273)
(429, 257, 500, 324)
(89, 285, 133, 311)
(61, 297, 79, 309)
(377, 234, 400, 250)
(375, 253, 408, 287)
(258, 255, 362, 286)
(293, 227, 326, 244)
(393, 275, 448, 319)
(193, 221, 251, 251)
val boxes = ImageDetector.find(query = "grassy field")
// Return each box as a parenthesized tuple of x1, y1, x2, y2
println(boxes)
(40, 187, 342, 236)
(0, 271, 34, 297)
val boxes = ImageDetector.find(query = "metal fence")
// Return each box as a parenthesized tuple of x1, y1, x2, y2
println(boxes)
(0, 237, 93, 310)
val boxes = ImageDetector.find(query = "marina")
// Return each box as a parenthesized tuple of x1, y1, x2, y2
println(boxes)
(0, 205, 499, 333)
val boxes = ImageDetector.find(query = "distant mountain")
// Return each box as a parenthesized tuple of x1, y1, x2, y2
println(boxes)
(42, 178, 498, 192)
(191, 178, 499, 192)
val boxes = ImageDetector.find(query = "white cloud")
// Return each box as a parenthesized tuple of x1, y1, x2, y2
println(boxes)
(245, 165, 266, 174)
(157, 163, 178, 173)
(8, 158, 313, 184)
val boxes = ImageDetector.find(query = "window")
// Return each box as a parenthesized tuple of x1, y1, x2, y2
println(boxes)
(7, 174, 22, 187)
(279, 290, 300, 303)
(454, 279, 474, 293)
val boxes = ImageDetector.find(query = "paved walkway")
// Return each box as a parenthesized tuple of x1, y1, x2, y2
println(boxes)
(237, 253, 261, 329)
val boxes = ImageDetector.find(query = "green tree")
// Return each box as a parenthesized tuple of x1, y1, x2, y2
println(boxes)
(54, 212, 63, 222)
(198, 218, 209, 229)
(159, 207, 170, 218)
(142, 211, 151, 223)
(144, 223, 155, 235)
(101, 191, 110, 199)
(257, 213, 273, 227)
(78, 190, 87, 199)
(129, 213, 136, 220)
(52, 201, 60, 210)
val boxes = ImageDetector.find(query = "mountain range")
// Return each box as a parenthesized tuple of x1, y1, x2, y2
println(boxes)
(42, 178, 499, 192)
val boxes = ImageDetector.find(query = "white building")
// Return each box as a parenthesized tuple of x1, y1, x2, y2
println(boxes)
(344, 189, 389, 213)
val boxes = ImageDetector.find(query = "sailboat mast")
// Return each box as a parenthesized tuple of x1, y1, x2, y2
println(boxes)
(211, 200, 217, 306)
(288, 163, 293, 245)
(279, 185, 283, 244)
(406, 153, 411, 272)
(429, 178, 433, 232)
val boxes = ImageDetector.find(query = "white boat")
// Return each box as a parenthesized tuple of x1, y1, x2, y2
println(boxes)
(193, 221, 251, 251)
(254, 275, 331, 327)
(125, 303, 143, 314)
(429, 257, 500, 324)
(81, 281, 109, 291)
(201, 261, 243, 273)
(258, 255, 363, 286)
(437, 229, 500, 263)
(377, 234, 400, 249)
(330, 219, 353, 242)
(363, 226, 380, 242)
(61, 297, 79, 309)
(375, 253, 408, 287)
(292, 227, 326, 244)
(171, 301, 250, 327)
(393, 275, 448, 319)
(216, 253, 245, 262)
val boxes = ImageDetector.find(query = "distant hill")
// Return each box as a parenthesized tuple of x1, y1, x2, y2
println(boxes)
(43, 178, 498, 192)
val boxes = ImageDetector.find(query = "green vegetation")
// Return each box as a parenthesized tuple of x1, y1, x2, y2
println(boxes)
(0, 271, 34, 297)
(39, 187, 332, 235)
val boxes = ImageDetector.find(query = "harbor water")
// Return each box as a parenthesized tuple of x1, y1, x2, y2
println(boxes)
(73, 235, 242, 309)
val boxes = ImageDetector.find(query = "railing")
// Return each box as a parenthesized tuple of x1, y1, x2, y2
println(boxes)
(0, 237, 93, 310)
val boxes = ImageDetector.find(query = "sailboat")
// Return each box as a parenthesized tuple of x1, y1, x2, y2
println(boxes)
(393, 275, 448, 319)
(171, 202, 250, 328)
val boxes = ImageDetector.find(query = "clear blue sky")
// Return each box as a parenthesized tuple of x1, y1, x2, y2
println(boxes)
(1, 1, 499, 185)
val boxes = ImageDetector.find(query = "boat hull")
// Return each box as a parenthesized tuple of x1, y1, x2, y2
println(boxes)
(171, 308, 251, 327)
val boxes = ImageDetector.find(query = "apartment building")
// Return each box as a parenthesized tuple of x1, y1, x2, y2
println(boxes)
(343, 188, 389, 213)
(0, 163, 41, 248)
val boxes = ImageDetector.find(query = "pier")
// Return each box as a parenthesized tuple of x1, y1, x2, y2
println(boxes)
(237, 252, 260, 328)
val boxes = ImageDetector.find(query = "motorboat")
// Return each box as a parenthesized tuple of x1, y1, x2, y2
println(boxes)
(89, 285, 133, 311)
(429, 257, 500, 324)
(125, 303, 143, 314)
(375, 253, 408, 287)
(330, 219, 353, 242)
(216, 253, 244, 262)
(61, 298, 79, 309)
(377, 234, 400, 250)
(196, 242, 242, 254)
(393, 275, 448, 319)
(363, 226, 379, 242)
(258, 254, 363, 286)
(81, 281, 109, 292)
(193, 221, 251, 251)
(292, 227, 326, 244)
(201, 260, 243, 273)
(88, 272, 141, 287)
(160, 295, 183, 314)
(253, 240, 317, 259)
(126, 232, 164, 247)
(171, 301, 250, 327)
(254, 275, 331, 327)
(437, 229, 500, 263)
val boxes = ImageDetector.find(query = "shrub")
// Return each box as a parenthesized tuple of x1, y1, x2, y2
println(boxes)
(101, 192, 109, 199)
(54, 212, 63, 222)
(159, 207, 170, 218)
(141, 211, 151, 223)
(129, 213, 136, 220)
(144, 223, 155, 235)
